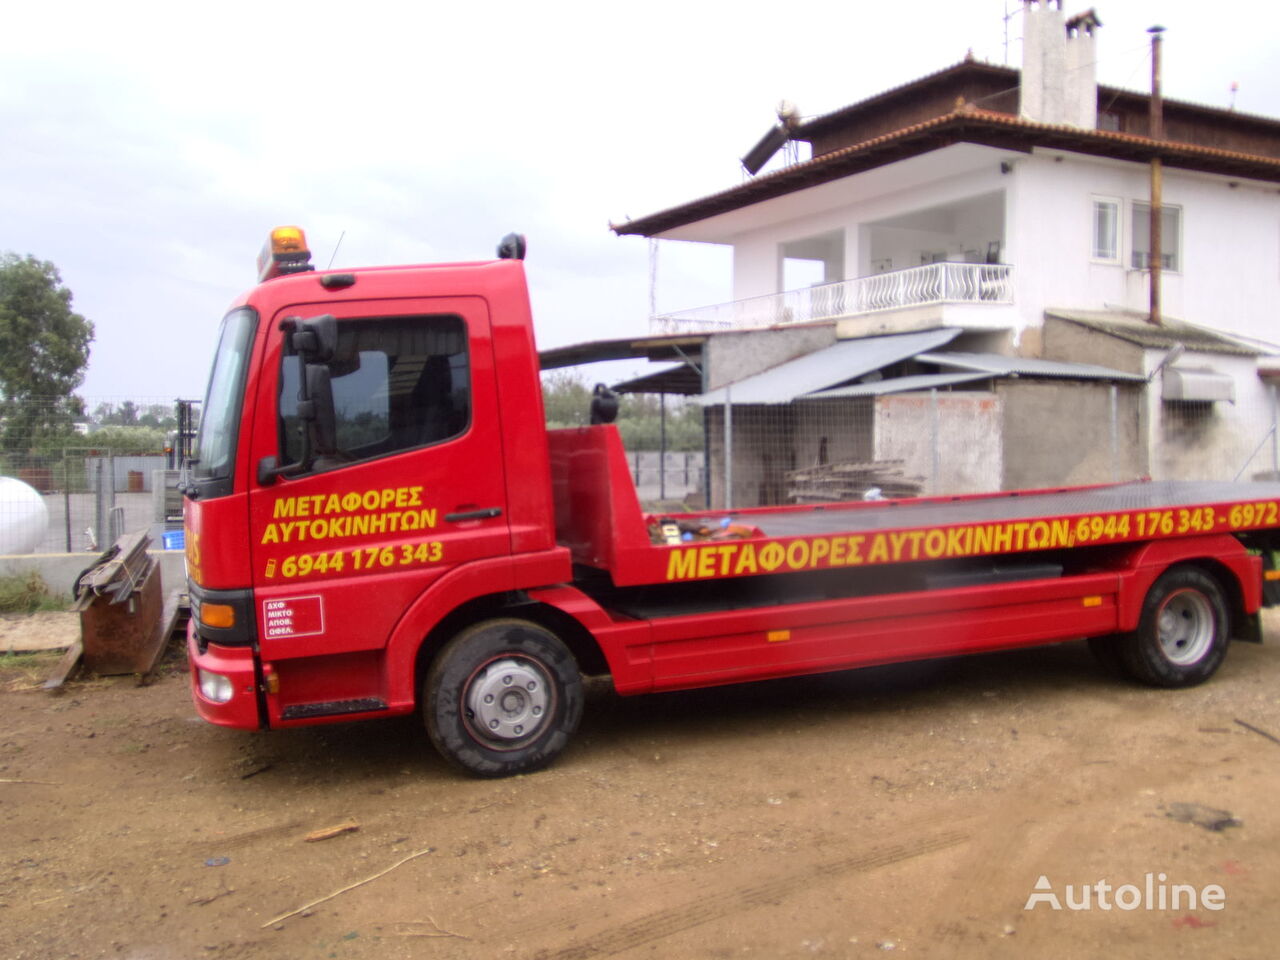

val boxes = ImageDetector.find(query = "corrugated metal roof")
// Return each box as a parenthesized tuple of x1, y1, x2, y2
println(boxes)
(918, 351, 1146, 382)
(611, 363, 702, 396)
(696, 329, 960, 406)
(803, 371, 990, 399)
(1045, 309, 1261, 356)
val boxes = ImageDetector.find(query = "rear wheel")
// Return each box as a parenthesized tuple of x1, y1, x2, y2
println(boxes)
(1116, 567, 1230, 687)
(425, 618, 583, 777)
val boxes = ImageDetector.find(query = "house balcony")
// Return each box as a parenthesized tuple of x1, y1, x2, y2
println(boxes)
(650, 262, 1016, 336)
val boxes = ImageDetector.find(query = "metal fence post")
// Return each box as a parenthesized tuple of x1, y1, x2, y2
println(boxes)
(930, 388, 940, 495)
(1272, 383, 1279, 477)
(659, 394, 667, 501)
(725, 385, 734, 510)
(1109, 384, 1119, 482)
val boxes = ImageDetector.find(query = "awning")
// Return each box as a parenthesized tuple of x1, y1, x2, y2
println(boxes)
(538, 333, 707, 370)
(803, 371, 989, 399)
(1163, 366, 1235, 402)
(612, 363, 703, 395)
(917, 351, 1146, 381)
(696, 329, 960, 406)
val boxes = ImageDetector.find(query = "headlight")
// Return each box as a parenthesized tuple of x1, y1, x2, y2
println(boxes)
(198, 669, 234, 703)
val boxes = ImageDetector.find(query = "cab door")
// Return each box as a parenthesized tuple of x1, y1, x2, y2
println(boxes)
(246, 297, 509, 671)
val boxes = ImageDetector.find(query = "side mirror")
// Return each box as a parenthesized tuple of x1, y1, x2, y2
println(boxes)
(304, 364, 337, 456)
(497, 233, 527, 261)
(291, 313, 337, 363)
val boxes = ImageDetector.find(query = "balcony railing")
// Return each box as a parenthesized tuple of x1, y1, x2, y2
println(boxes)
(651, 261, 1015, 335)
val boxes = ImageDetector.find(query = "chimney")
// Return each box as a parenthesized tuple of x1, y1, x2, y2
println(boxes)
(1020, 1, 1101, 128)
(1064, 9, 1101, 128)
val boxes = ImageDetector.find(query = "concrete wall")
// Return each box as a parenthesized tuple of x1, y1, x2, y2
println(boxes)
(705, 325, 837, 391)
(0, 550, 187, 600)
(1149, 353, 1277, 482)
(1042, 316, 1146, 373)
(873, 392, 1003, 494)
(998, 380, 1146, 489)
(1010, 151, 1280, 345)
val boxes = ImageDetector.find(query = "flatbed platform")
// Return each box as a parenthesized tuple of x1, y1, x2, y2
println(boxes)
(750, 481, 1280, 538)
(548, 427, 1280, 588)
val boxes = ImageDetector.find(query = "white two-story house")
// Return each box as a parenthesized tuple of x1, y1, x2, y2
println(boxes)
(601, 0, 1280, 505)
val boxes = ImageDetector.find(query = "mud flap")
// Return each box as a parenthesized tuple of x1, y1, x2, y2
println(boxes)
(1263, 550, 1280, 608)
(1236, 610, 1263, 644)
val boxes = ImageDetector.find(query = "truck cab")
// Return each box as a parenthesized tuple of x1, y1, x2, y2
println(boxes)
(187, 230, 576, 766)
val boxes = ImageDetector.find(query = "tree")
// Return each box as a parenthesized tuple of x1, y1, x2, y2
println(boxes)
(541, 370, 704, 451)
(0, 254, 94, 450)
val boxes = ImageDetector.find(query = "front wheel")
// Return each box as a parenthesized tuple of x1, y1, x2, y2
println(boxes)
(425, 619, 583, 777)
(1117, 567, 1230, 688)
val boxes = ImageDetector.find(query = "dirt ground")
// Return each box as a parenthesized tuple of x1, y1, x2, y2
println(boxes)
(2, 616, 1279, 960)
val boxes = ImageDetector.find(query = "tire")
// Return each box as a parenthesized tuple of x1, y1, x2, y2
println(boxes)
(425, 618, 583, 777)
(1117, 567, 1230, 688)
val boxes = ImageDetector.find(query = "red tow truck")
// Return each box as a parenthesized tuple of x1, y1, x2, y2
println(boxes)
(186, 227, 1280, 777)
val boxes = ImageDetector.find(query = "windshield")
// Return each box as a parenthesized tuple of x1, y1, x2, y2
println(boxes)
(192, 307, 257, 492)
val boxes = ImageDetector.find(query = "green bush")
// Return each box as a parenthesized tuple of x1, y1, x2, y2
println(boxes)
(0, 572, 67, 614)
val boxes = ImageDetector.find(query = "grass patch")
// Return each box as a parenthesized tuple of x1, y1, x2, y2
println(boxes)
(0, 573, 69, 614)
(0, 649, 62, 691)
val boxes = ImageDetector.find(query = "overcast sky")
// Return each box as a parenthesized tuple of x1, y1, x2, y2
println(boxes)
(3, 0, 1277, 402)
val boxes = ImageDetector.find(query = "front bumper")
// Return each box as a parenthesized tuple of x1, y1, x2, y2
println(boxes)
(187, 621, 263, 729)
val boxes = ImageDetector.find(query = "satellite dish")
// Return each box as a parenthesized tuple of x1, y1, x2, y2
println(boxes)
(776, 100, 801, 130)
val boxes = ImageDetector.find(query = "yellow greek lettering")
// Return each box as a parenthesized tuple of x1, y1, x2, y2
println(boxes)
(667, 550, 697, 580)
(716, 544, 736, 575)
(810, 538, 830, 567)
(759, 542, 785, 572)
(696, 547, 717, 578)
(924, 529, 946, 558)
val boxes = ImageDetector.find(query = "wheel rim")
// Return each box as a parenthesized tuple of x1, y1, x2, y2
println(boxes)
(1156, 589, 1215, 665)
(463, 656, 552, 748)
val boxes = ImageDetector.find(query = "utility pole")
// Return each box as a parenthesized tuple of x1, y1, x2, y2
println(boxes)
(1148, 25, 1165, 326)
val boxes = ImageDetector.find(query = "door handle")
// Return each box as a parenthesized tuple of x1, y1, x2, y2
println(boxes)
(444, 507, 503, 522)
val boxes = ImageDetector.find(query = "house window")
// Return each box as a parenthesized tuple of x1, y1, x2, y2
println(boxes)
(1131, 202, 1181, 271)
(1092, 198, 1120, 261)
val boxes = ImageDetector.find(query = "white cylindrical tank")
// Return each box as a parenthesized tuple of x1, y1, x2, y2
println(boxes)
(0, 477, 49, 554)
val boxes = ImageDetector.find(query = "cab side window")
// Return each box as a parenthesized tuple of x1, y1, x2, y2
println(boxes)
(279, 314, 470, 467)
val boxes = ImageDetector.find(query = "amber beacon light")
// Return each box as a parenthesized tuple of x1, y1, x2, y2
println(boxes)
(257, 225, 314, 282)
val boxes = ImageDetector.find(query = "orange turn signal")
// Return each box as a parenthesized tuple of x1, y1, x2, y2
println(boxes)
(200, 603, 236, 629)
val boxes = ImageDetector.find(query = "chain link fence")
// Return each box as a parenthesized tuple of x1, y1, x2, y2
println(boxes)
(616, 379, 1280, 513)
(0, 398, 198, 555)
(4, 382, 1276, 555)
